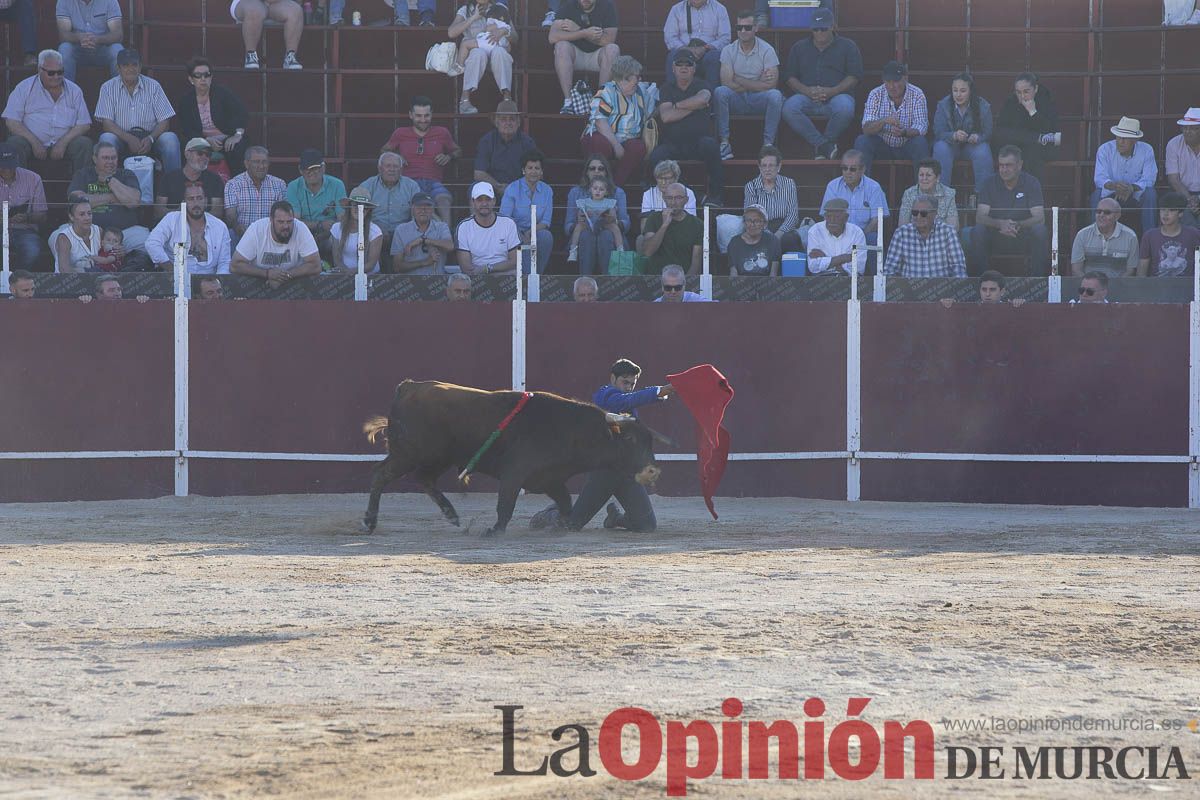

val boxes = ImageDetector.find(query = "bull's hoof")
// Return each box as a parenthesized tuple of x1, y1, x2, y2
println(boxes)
(447, 513, 461, 527)
(362, 517, 377, 533)
(481, 526, 504, 538)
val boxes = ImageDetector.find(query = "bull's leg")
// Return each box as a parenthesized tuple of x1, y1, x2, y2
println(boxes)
(545, 483, 573, 521)
(483, 476, 524, 537)
(364, 455, 408, 532)
(415, 467, 460, 527)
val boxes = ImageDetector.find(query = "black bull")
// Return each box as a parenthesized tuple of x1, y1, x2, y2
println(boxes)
(362, 380, 664, 535)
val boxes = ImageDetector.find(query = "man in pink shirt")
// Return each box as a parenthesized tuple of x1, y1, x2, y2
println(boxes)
(382, 95, 461, 224)
(1166, 106, 1200, 226)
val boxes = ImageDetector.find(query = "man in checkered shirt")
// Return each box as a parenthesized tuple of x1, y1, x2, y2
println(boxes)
(853, 60, 929, 177)
(882, 195, 966, 278)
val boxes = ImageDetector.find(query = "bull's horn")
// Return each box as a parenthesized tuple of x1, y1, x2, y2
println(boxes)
(641, 424, 676, 448)
(605, 412, 636, 426)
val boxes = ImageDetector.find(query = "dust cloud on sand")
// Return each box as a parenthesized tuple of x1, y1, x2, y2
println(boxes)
(1, 493, 1197, 798)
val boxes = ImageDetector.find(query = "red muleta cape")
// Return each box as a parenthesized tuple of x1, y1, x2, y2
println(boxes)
(666, 364, 733, 519)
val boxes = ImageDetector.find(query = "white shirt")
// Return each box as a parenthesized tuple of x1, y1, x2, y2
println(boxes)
(146, 211, 231, 274)
(455, 214, 521, 271)
(330, 221, 383, 274)
(234, 215, 319, 271)
(806, 220, 868, 275)
(640, 185, 697, 217)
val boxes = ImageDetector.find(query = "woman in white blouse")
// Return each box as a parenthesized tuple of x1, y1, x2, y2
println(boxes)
(49, 199, 101, 273)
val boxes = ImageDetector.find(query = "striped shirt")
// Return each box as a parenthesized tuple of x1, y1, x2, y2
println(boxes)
(94, 75, 175, 133)
(882, 220, 966, 278)
(862, 82, 928, 149)
(663, 0, 731, 51)
(223, 171, 288, 230)
(743, 174, 799, 234)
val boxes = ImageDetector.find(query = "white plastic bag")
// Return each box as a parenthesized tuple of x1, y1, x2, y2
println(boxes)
(123, 156, 155, 204)
(425, 42, 457, 74)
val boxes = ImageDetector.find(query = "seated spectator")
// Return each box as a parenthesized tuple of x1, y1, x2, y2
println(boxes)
(48, 199, 100, 273)
(744, 145, 800, 250)
(330, 191, 384, 274)
(821, 149, 887, 267)
(573, 275, 599, 301)
(727, 204, 779, 276)
(450, 4, 512, 79)
(391, 192, 454, 274)
(383, 96, 459, 224)
(155, 139, 226, 221)
(932, 72, 994, 191)
(446, 273, 473, 301)
(80, 273, 149, 302)
(993, 72, 1060, 181)
(224, 145, 287, 241)
(56, 0, 123, 80)
(68, 140, 150, 257)
(898, 159, 959, 231)
(781, 8, 861, 160)
(551, 0, 620, 115)
(1071, 270, 1110, 304)
(448, 0, 515, 115)
(649, 50, 724, 206)
(500, 149, 555, 274)
(581, 55, 650, 187)
(1093, 116, 1158, 236)
(565, 156, 631, 275)
(329, 0, 435, 26)
(714, 11, 782, 159)
(0, 143, 48, 271)
(7, 270, 37, 299)
(353, 152, 419, 257)
(806, 197, 867, 275)
(232, 0, 304, 70)
(198, 275, 225, 300)
(94, 227, 124, 270)
(638, 182, 702, 275)
(967, 145, 1049, 276)
(882, 195, 967, 278)
(0, 0, 36, 67)
(663, 0, 729, 86)
(455, 182, 520, 275)
(146, 181, 232, 274)
(939, 269, 1027, 307)
(1070, 197, 1139, 277)
(655, 264, 711, 302)
(230, 199, 321, 288)
(1138, 192, 1200, 277)
(176, 57, 249, 176)
(286, 147, 346, 261)
(1166, 107, 1200, 226)
(854, 61, 929, 176)
(474, 100, 537, 199)
(3, 50, 94, 173)
(640, 158, 696, 216)
(95, 49, 181, 173)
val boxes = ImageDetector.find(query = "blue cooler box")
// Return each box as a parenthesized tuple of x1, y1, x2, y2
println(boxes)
(769, 0, 820, 28)
(781, 252, 808, 276)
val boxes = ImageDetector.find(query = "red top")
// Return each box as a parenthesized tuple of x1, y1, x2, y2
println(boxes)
(384, 125, 457, 181)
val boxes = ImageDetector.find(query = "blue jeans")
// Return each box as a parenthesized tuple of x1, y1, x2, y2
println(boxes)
(665, 48, 721, 87)
(546, 0, 561, 14)
(714, 87, 783, 145)
(3, 228, 42, 271)
(781, 93, 855, 147)
(967, 223, 1050, 276)
(932, 140, 994, 191)
(391, 0, 436, 24)
(577, 227, 624, 276)
(0, 0, 36, 55)
(1089, 186, 1158, 237)
(99, 131, 182, 174)
(58, 41, 120, 81)
(520, 229, 553, 274)
(852, 133, 930, 177)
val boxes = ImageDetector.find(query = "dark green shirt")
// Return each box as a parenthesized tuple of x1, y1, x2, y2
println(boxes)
(641, 211, 703, 273)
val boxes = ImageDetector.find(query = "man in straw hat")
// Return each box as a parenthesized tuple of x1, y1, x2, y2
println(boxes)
(1166, 106, 1200, 227)
(1092, 115, 1158, 235)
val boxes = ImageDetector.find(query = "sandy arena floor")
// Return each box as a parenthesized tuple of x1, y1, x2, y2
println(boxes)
(0, 492, 1197, 799)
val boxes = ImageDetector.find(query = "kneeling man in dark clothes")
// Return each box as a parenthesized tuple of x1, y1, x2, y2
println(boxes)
(531, 358, 675, 531)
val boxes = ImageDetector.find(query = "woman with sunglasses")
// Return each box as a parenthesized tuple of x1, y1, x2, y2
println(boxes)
(176, 56, 249, 175)
(563, 156, 631, 275)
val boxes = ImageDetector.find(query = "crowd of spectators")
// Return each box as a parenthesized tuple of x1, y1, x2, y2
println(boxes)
(3, 0, 1199, 300)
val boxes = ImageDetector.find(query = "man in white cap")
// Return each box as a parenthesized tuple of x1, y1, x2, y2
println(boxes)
(1166, 106, 1200, 226)
(1092, 115, 1157, 235)
(455, 181, 521, 275)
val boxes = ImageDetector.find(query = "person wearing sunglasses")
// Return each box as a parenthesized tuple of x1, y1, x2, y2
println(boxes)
(821, 149, 887, 271)
(713, 11, 782, 161)
(382, 96, 460, 225)
(648, 49, 725, 207)
(881, 195, 966, 278)
(1069, 197, 1139, 278)
(1070, 271, 1110, 304)
(2, 49, 94, 173)
(781, 6, 860, 161)
(654, 263, 711, 302)
(175, 57, 249, 176)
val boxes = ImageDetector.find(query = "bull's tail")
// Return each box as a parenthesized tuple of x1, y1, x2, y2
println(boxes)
(363, 415, 390, 450)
